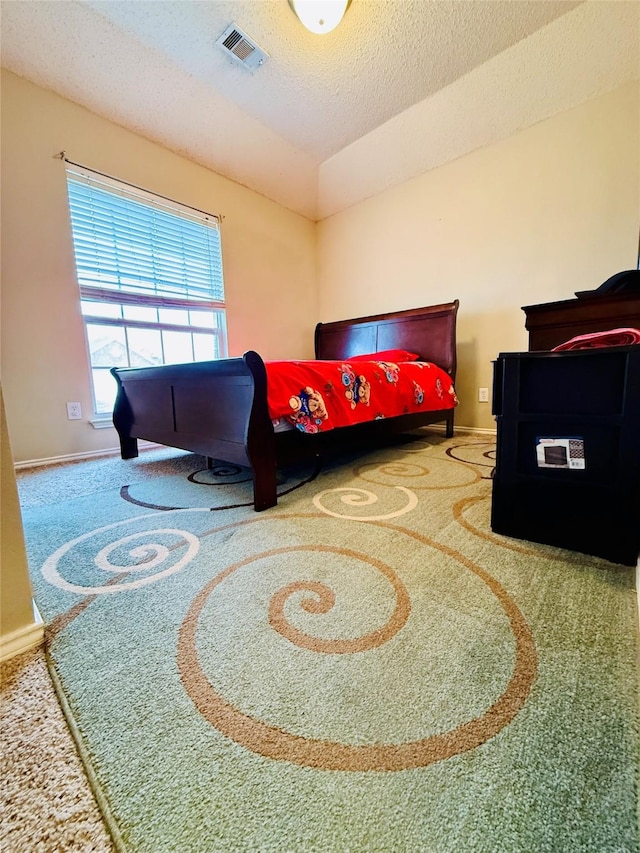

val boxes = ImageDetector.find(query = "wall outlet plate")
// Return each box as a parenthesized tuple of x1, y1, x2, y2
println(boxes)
(478, 388, 489, 403)
(66, 401, 82, 420)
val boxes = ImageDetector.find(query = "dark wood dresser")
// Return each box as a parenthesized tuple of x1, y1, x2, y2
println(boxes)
(523, 291, 640, 351)
(522, 272, 640, 351)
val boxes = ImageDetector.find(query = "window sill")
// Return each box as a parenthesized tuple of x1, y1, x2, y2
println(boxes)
(90, 415, 114, 429)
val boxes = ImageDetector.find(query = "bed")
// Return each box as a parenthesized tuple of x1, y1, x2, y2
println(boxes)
(111, 300, 459, 511)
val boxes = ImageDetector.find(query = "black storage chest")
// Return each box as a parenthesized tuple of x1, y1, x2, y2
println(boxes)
(491, 346, 640, 566)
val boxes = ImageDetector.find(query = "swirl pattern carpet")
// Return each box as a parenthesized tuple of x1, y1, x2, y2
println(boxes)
(19, 433, 639, 852)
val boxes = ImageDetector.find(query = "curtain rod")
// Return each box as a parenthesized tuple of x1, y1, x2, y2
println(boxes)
(56, 151, 224, 222)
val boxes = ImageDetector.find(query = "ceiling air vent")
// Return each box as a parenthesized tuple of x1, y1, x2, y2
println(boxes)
(216, 24, 268, 71)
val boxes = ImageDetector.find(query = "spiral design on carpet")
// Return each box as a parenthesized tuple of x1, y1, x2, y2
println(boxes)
(177, 516, 538, 772)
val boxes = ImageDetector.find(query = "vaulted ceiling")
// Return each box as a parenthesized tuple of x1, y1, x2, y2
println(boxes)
(1, 1, 638, 220)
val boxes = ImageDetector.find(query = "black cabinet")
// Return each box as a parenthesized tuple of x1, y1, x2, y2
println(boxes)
(491, 346, 640, 566)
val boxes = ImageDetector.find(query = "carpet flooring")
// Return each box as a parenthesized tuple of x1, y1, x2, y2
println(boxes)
(1, 648, 113, 852)
(16, 433, 640, 852)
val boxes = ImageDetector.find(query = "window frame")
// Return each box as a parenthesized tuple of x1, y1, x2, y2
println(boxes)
(65, 166, 227, 418)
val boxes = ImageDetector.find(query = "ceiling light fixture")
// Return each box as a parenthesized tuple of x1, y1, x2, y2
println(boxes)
(288, 0, 351, 35)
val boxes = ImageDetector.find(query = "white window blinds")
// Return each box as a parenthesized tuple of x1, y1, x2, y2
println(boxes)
(66, 169, 224, 307)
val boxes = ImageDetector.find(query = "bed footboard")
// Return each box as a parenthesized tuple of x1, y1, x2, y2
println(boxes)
(111, 352, 278, 511)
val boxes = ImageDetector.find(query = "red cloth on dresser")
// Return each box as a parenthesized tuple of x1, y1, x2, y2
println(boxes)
(552, 327, 640, 352)
(265, 358, 457, 434)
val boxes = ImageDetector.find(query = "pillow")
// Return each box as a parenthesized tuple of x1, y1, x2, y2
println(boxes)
(348, 349, 420, 363)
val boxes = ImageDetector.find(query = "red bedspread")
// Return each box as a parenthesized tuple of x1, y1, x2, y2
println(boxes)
(266, 359, 458, 433)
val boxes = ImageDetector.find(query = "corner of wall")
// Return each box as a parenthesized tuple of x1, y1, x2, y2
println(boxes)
(0, 601, 44, 663)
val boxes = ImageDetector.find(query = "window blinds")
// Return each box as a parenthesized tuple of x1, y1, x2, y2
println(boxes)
(66, 169, 225, 306)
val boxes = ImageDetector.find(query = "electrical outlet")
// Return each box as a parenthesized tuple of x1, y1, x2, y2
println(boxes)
(66, 401, 82, 420)
(478, 387, 489, 403)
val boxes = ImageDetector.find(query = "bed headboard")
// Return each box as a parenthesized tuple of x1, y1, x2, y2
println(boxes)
(314, 300, 459, 379)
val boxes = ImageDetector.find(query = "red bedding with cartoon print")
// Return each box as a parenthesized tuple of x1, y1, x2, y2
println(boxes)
(265, 358, 458, 434)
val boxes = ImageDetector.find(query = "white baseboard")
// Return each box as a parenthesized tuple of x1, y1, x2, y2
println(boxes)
(0, 601, 44, 663)
(14, 441, 162, 471)
(453, 424, 497, 437)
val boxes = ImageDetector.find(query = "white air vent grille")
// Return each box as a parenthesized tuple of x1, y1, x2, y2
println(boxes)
(216, 24, 268, 71)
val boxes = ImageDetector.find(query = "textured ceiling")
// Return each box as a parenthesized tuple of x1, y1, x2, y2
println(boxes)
(1, 1, 638, 220)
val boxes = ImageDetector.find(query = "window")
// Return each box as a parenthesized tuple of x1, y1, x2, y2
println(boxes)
(66, 168, 227, 415)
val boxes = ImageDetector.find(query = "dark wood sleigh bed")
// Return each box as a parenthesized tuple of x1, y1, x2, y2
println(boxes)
(111, 300, 459, 511)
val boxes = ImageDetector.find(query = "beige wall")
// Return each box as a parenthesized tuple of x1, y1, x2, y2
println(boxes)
(1, 70, 317, 463)
(317, 82, 640, 431)
(1, 388, 36, 641)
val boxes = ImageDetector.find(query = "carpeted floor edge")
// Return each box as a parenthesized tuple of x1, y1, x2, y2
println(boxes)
(44, 643, 126, 853)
